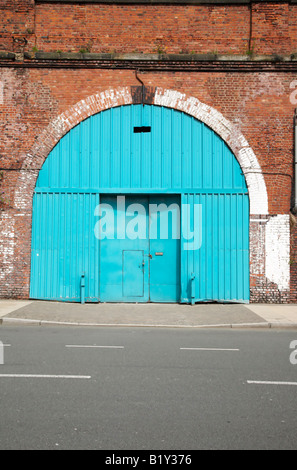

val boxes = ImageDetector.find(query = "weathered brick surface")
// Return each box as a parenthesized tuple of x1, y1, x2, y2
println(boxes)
(0, 0, 35, 53)
(0, 1, 296, 302)
(2, 2, 297, 56)
(34, 3, 250, 55)
(253, 3, 291, 54)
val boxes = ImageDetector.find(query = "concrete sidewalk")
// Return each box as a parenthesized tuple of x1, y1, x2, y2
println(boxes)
(1, 299, 297, 328)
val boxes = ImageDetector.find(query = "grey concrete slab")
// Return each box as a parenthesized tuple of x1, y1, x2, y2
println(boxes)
(246, 304, 297, 325)
(0, 301, 33, 318)
(1, 300, 266, 327)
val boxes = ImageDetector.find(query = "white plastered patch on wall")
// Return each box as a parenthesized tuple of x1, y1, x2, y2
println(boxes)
(0, 214, 15, 284)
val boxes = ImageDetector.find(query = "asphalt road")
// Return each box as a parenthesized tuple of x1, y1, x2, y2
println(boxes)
(0, 326, 297, 451)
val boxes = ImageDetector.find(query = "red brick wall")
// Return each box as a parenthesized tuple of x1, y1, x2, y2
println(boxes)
(1, 2, 297, 56)
(0, 67, 295, 300)
(2, 68, 294, 213)
(251, 2, 297, 55)
(253, 3, 290, 54)
(2, 2, 297, 56)
(0, 1, 296, 302)
(34, 3, 251, 55)
(0, 0, 35, 53)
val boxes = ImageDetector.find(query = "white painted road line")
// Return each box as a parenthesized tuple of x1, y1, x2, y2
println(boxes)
(247, 380, 297, 386)
(0, 374, 91, 379)
(180, 347, 240, 351)
(65, 345, 124, 349)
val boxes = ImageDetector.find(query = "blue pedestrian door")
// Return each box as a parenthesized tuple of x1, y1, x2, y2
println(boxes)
(99, 195, 181, 302)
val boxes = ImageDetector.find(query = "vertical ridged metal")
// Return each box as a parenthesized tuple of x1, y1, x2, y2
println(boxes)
(36, 105, 247, 193)
(181, 193, 249, 303)
(30, 192, 100, 302)
(31, 104, 249, 303)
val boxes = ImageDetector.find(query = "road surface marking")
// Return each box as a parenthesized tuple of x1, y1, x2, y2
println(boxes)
(65, 345, 124, 349)
(247, 380, 297, 386)
(180, 347, 240, 351)
(0, 374, 91, 379)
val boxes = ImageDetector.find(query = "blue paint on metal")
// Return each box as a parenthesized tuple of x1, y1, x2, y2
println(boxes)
(181, 193, 249, 303)
(34, 188, 248, 195)
(191, 273, 196, 305)
(100, 195, 150, 302)
(30, 104, 249, 303)
(30, 192, 100, 302)
(149, 195, 181, 302)
(99, 195, 180, 303)
(36, 105, 247, 192)
(123, 251, 145, 298)
(81, 273, 86, 305)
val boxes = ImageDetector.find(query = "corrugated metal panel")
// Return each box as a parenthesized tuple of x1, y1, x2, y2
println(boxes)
(181, 193, 249, 303)
(30, 192, 100, 301)
(32, 104, 249, 304)
(36, 105, 247, 193)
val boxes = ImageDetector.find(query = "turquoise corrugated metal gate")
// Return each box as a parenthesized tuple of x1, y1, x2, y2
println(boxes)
(30, 104, 249, 303)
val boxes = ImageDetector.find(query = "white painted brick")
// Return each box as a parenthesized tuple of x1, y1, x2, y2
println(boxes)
(250, 221, 266, 276)
(265, 214, 290, 291)
(14, 170, 37, 210)
(0, 214, 15, 282)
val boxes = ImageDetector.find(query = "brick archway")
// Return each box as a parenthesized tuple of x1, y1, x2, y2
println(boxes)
(9, 86, 292, 302)
(15, 86, 268, 216)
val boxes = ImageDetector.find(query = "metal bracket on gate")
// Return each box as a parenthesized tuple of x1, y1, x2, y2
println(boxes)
(81, 273, 86, 305)
(191, 273, 195, 306)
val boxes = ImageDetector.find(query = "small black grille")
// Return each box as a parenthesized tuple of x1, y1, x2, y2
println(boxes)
(133, 126, 151, 133)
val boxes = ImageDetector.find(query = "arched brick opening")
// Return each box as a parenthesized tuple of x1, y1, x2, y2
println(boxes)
(12, 86, 286, 302)
(15, 86, 268, 215)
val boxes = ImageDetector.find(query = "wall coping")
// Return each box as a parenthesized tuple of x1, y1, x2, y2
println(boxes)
(1, 52, 297, 63)
(20, 52, 297, 62)
(34, 0, 297, 4)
